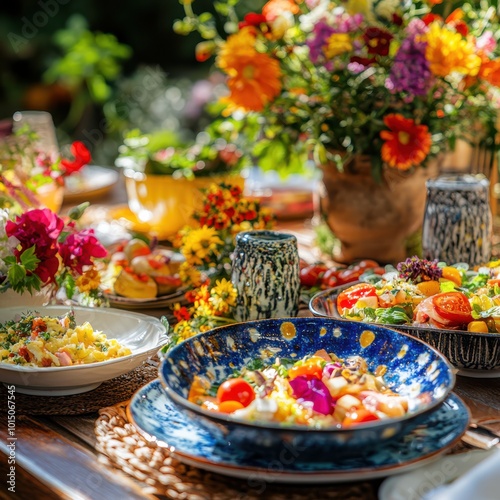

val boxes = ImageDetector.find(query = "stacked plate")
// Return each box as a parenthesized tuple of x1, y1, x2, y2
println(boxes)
(128, 317, 469, 483)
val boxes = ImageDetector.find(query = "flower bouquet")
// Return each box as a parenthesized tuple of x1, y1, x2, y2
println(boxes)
(0, 204, 107, 306)
(168, 182, 275, 346)
(176, 0, 500, 177)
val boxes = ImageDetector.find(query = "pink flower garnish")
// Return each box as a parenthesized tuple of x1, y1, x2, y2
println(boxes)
(289, 376, 334, 415)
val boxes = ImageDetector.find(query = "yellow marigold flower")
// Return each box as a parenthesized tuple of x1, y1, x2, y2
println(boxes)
(76, 268, 101, 292)
(179, 261, 203, 287)
(193, 284, 210, 304)
(181, 226, 223, 266)
(217, 28, 282, 112)
(324, 33, 352, 59)
(209, 279, 238, 313)
(425, 23, 481, 77)
(194, 302, 216, 318)
(173, 320, 195, 339)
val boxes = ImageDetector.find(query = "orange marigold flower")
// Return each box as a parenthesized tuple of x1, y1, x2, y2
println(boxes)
(380, 114, 432, 171)
(262, 0, 299, 22)
(217, 28, 282, 111)
(425, 22, 481, 77)
(479, 58, 500, 87)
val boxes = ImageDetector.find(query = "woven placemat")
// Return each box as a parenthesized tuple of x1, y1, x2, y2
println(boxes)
(95, 401, 379, 500)
(0, 359, 159, 416)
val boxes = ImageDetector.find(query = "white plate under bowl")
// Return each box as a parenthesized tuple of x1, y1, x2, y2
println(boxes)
(0, 306, 167, 395)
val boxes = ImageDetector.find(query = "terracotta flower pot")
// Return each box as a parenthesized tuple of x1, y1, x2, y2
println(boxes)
(319, 156, 438, 264)
(123, 169, 245, 240)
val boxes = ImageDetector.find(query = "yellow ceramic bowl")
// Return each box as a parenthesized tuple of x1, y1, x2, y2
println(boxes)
(123, 169, 244, 240)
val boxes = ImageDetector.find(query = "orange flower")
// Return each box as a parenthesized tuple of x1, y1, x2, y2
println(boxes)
(479, 58, 500, 87)
(217, 28, 282, 111)
(425, 22, 481, 77)
(380, 114, 432, 170)
(262, 0, 299, 22)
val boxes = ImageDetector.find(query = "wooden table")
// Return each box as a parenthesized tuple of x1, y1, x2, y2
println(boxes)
(1, 170, 499, 499)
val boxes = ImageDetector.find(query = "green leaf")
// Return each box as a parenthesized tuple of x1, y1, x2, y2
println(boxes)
(19, 246, 40, 272)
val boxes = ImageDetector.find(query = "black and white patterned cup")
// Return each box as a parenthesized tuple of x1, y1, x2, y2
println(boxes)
(422, 174, 492, 266)
(232, 230, 301, 322)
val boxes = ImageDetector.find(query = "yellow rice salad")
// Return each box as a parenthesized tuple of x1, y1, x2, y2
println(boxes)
(0, 311, 131, 367)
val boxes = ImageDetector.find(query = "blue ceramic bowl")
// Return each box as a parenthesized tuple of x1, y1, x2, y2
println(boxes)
(310, 285, 500, 373)
(159, 317, 455, 461)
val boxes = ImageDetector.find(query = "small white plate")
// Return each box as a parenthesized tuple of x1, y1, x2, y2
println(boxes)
(379, 449, 498, 500)
(0, 306, 167, 395)
(64, 165, 119, 203)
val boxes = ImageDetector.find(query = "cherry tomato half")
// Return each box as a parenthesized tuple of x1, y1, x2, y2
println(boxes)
(431, 291, 473, 325)
(216, 378, 255, 407)
(337, 283, 378, 315)
(343, 408, 380, 426)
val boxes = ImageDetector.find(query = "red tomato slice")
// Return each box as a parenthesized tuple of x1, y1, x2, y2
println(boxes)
(337, 283, 377, 315)
(216, 378, 255, 407)
(343, 408, 380, 426)
(431, 291, 473, 325)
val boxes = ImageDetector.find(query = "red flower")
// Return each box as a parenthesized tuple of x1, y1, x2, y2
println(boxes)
(446, 9, 468, 37)
(5, 208, 64, 284)
(239, 13, 268, 30)
(422, 14, 442, 26)
(380, 114, 432, 170)
(350, 55, 376, 67)
(61, 141, 91, 176)
(59, 229, 107, 275)
(174, 306, 191, 322)
(363, 27, 393, 56)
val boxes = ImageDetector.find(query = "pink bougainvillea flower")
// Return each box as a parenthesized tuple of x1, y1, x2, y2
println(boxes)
(5, 208, 64, 284)
(59, 229, 107, 275)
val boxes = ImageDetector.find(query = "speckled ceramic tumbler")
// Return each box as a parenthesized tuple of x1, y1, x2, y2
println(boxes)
(422, 174, 492, 266)
(232, 230, 301, 322)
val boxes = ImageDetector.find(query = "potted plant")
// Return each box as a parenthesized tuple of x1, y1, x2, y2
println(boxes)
(174, 0, 500, 263)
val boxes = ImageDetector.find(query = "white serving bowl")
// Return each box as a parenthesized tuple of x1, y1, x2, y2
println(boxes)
(0, 306, 167, 395)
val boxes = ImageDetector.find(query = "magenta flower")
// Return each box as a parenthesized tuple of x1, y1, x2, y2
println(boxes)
(5, 208, 64, 284)
(60, 229, 107, 275)
(289, 375, 333, 415)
